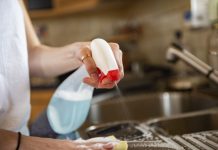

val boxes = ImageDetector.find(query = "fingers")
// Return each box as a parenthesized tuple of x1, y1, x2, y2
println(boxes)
(109, 43, 124, 80)
(68, 139, 114, 150)
(103, 143, 114, 149)
(78, 42, 124, 89)
(79, 47, 98, 79)
(80, 47, 115, 89)
(99, 78, 115, 89)
(83, 77, 115, 89)
(83, 77, 98, 88)
(98, 82, 115, 89)
(84, 139, 115, 150)
(74, 142, 114, 150)
(75, 144, 113, 150)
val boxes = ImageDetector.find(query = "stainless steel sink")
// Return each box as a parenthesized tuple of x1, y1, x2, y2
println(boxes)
(87, 92, 218, 125)
(147, 110, 218, 136)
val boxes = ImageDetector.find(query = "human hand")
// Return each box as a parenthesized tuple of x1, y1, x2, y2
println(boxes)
(74, 42, 124, 89)
(72, 137, 120, 150)
(21, 135, 116, 150)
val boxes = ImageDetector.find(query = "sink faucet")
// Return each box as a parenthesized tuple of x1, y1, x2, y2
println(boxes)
(166, 43, 218, 85)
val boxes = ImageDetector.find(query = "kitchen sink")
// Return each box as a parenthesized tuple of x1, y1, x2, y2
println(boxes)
(147, 110, 218, 136)
(87, 92, 218, 125)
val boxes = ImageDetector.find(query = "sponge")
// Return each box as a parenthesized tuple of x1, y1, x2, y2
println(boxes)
(114, 140, 128, 150)
(108, 136, 128, 150)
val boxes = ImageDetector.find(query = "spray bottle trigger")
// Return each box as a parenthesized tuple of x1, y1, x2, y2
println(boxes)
(97, 68, 106, 82)
(107, 69, 120, 81)
(97, 68, 120, 82)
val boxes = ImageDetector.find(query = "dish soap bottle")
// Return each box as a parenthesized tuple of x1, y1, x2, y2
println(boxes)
(47, 38, 120, 134)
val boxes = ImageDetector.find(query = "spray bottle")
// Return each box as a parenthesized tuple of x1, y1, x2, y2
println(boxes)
(47, 38, 120, 134)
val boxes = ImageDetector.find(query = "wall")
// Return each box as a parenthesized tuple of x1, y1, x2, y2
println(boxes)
(32, 7, 129, 46)
(126, 0, 211, 68)
(32, 0, 212, 71)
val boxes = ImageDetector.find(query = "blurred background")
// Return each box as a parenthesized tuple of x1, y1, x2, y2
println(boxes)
(24, 0, 218, 125)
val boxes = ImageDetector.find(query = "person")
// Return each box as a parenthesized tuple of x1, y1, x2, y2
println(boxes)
(0, 0, 124, 149)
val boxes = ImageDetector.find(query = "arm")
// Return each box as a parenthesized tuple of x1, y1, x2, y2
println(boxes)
(0, 129, 114, 150)
(19, 1, 83, 78)
(19, 1, 124, 88)
(0, 129, 69, 150)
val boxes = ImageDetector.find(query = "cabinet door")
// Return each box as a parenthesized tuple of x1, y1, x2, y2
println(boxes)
(30, 89, 54, 123)
(26, 0, 99, 19)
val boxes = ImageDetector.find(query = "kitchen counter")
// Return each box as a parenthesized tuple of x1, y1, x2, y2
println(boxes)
(86, 121, 218, 150)
(127, 131, 218, 150)
(128, 125, 218, 150)
(83, 89, 218, 149)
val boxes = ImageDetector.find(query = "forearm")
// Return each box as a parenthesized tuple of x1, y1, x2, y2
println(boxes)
(0, 129, 74, 150)
(19, 1, 81, 77)
(0, 129, 17, 150)
(29, 44, 82, 77)
(20, 0, 123, 86)
(0, 129, 114, 150)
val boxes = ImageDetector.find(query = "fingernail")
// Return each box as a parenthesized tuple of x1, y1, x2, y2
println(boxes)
(91, 73, 98, 81)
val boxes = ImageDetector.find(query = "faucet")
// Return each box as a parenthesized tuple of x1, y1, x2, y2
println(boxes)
(166, 43, 218, 85)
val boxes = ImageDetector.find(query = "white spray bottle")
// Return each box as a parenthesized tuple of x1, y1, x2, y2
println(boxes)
(47, 38, 120, 134)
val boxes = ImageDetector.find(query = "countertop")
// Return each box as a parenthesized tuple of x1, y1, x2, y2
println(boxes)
(127, 124, 218, 150)
(85, 121, 218, 150)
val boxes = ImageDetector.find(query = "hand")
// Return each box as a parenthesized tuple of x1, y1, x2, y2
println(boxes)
(0, 129, 116, 150)
(21, 135, 115, 150)
(72, 138, 119, 150)
(74, 42, 124, 89)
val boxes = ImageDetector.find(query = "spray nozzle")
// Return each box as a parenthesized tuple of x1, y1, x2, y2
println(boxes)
(91, 38, 120, 83)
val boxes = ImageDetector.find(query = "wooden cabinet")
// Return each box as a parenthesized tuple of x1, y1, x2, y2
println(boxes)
(30, 89, 55, 123)
(25, 0, 99, 19)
